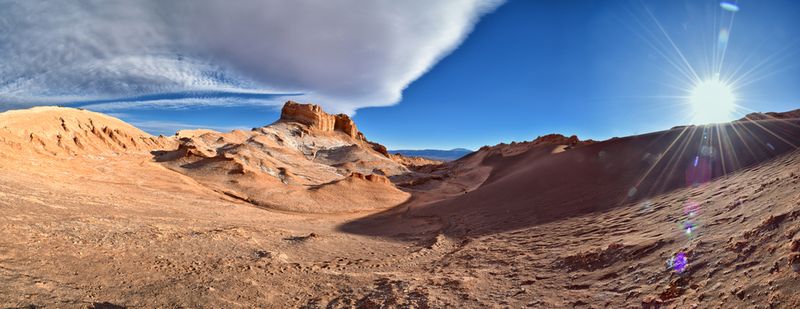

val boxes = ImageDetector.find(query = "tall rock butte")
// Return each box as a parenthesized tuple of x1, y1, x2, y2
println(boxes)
(280, 101, 362, 139)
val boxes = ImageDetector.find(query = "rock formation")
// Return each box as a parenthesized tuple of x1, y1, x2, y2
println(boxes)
(278, 101, 399, 159)
(175, 129, 220, 139)
(280, 101, 337, 132)
(348, 172, 392, 184)
(152, 101, 421, 213)
(390, 153, 442, 167)
(280, 101, 362, 139)
(334, 114, 359, 139)
(475, 133, 594, 157)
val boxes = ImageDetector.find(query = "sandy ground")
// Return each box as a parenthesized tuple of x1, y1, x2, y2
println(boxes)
(2, 107, 800, 308)
(0, 153, 446, 308)
(3, 146, 800, 308)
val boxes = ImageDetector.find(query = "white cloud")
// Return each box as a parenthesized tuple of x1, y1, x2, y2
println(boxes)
(0, 0, 503, 114)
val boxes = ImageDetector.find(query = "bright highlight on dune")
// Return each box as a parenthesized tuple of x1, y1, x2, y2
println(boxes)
(689, 78, 736, 124)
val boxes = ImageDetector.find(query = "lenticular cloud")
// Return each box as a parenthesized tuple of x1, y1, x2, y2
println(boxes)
(0, 0, 503, 113)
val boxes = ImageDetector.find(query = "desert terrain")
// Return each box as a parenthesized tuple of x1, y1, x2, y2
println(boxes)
(1, 102, 800, 308)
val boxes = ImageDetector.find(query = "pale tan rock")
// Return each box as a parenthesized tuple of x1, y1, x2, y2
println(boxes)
(175, 129, 220, 139)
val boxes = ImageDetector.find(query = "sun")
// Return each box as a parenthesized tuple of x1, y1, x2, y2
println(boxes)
(689, 78, 736, 124)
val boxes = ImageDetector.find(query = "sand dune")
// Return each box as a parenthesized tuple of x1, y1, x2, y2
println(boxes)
(0, 106, 174, 157)
(342, 116, 800, 234)
(410, 117, 800, 235)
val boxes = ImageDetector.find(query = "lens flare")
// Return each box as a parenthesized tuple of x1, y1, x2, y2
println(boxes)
(717, 28, 730, 51)
(720, 2, 740, 12)
(684, 201, 700, 217)
(682, 220, 698, 238)
(685, 156, 712, 187)
(668, 252, 689, 273)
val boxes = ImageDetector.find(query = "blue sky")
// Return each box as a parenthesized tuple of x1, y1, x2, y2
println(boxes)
(357, 0, 800, 149)
(3, 0, 800, 150)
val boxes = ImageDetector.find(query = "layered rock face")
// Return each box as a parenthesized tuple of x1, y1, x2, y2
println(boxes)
(280, 101, 361, 139)
(334, 114, 360, 139)
(280, 101, 336, 132)
(280, 101, 396, 158)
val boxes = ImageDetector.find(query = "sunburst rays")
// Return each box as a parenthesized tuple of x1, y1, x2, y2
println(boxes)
(615, 1, 800, 214)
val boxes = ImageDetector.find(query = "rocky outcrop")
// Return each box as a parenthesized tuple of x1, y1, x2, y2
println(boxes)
(478, 134, 593, 152)
(529, 134, 583, 146)
(175, 129, 220, 139)
(348, 172, 391, 184)
(471, 133, 595, 159)
(334, 114, 359, 139)
(390, 153, 442, 167)
(151, 101, 416, 213)
(281, 101, 336, 131)
(279, 101, 397, 160)
(367, 141, 390, 157)
(281, 101, 362, 139)
(738, 109, 800, 122)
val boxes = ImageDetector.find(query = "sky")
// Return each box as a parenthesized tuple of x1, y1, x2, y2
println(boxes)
(1, 0, 799, 150)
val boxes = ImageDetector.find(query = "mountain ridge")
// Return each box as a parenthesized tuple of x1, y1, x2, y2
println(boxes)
(390, 148, 473, 161)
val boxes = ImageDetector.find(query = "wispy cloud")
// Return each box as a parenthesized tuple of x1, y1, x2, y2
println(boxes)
(77, 98, 277, 112)
(127, 119, 249, 136)
(0, 0, 503, 114)
(68, 91, 298, 111)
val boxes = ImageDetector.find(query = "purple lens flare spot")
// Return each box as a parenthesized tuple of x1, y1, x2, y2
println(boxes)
(669, 252, 689, 273)
(686, 157, 712, 187)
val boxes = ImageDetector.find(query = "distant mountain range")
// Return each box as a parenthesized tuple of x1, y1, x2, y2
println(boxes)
(389, 148, 473, 161)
